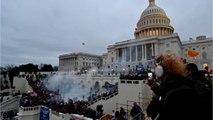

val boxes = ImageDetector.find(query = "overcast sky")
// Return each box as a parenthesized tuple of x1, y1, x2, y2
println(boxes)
(1, 0, 212, 67)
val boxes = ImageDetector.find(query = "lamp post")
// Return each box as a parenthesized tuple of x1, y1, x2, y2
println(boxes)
(122, 68, 125, 74)
(111, 69, 114, 75)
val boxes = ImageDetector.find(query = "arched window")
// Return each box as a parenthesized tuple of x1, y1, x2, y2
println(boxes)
(202, 52, 207, 59)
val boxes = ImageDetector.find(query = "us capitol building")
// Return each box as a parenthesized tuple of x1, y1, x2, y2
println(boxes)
(59, 0, 213, 73)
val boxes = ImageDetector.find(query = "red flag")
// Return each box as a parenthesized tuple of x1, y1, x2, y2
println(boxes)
(187, 48, 199, 58)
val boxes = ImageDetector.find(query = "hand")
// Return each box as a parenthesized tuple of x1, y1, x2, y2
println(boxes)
(146, 79, 159, 89)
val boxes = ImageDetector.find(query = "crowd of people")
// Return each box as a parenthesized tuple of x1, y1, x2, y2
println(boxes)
(119, 73, 148, 80)
(19, 73, 120, 119)
(1, 110, 17, 120)
(88, 83, 118, 103)
(1, 53, 212, 120)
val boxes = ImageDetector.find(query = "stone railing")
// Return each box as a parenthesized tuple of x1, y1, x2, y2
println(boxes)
(19, 106, 40, 112)
(18, 105, 41, 116)
(0, 95, 21, 113)
(87, 91, 118, 106)
(0, 88, 17, 94)
(17, 105, 93, 120)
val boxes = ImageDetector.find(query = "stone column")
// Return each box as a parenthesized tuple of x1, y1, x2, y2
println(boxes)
(141, 30, 143, 38)
(151, 43, 154, 56)
(162, 28, 164, 36)
(130, 46, 132, 62)
(122, 48, 125, 62)
(136, 45, 138, 61)
(147, 29, 150, 37)
(116, 48, 118, 62)
(155, 43, 158, 56)
(142, 44, 144, 60)
(144, 44, 147, 60)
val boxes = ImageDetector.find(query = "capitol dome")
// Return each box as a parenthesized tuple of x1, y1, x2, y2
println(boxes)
(134, 0, 174, 39)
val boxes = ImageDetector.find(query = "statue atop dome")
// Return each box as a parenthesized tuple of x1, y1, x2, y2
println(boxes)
(149, 0, 155, 5)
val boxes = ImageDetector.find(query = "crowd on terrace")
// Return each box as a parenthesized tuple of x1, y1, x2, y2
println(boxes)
(18, 73, 118, 119)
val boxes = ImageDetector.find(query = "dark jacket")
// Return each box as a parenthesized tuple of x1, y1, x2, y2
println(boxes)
(130, 104, 144, 120)
(146, 97, 161, 120)
(156, 76, 212, 120)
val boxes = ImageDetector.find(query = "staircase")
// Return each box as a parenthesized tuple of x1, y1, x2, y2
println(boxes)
(87, 91, 118, 106)
(0, 95, 21, 113)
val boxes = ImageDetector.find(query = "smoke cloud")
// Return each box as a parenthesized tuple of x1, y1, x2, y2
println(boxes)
(44, 73, 92, 102)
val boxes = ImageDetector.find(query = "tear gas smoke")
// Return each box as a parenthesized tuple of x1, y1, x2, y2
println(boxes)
(44, 72, 92, 102)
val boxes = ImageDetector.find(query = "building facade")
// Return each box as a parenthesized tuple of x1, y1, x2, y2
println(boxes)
(58, 52, 102, 72)
(59, 0, 213, 72)
(104, 0, 213, 72)
(105, 0, 182, 73)
(182, 36, 213, 70)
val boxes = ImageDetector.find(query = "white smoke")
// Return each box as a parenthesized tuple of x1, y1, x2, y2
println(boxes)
(44, 72, 91, 102)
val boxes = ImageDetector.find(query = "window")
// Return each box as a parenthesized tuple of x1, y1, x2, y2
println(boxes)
(153, 30, 155, 36)
(156, 29, 159, 36)
(166, 44, 170, 47)
(202, 52, 207, 59)
(133, 81, 139, 84)
(150, 30, 153, 36)
(127, 81, 132, 84)
(120, 81, 125, 84)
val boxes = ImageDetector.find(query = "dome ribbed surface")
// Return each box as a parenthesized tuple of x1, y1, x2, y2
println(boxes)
(134, 0, 174, 39)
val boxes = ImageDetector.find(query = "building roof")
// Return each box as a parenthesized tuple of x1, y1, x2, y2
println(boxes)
(59, 52, 102, 59)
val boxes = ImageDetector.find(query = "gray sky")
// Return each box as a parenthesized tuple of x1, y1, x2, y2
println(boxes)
(1, 0, 212, 67)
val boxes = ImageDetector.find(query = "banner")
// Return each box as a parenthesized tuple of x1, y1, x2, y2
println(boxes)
(40, 107, 49, 120)
(136, 64, 144, 73)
